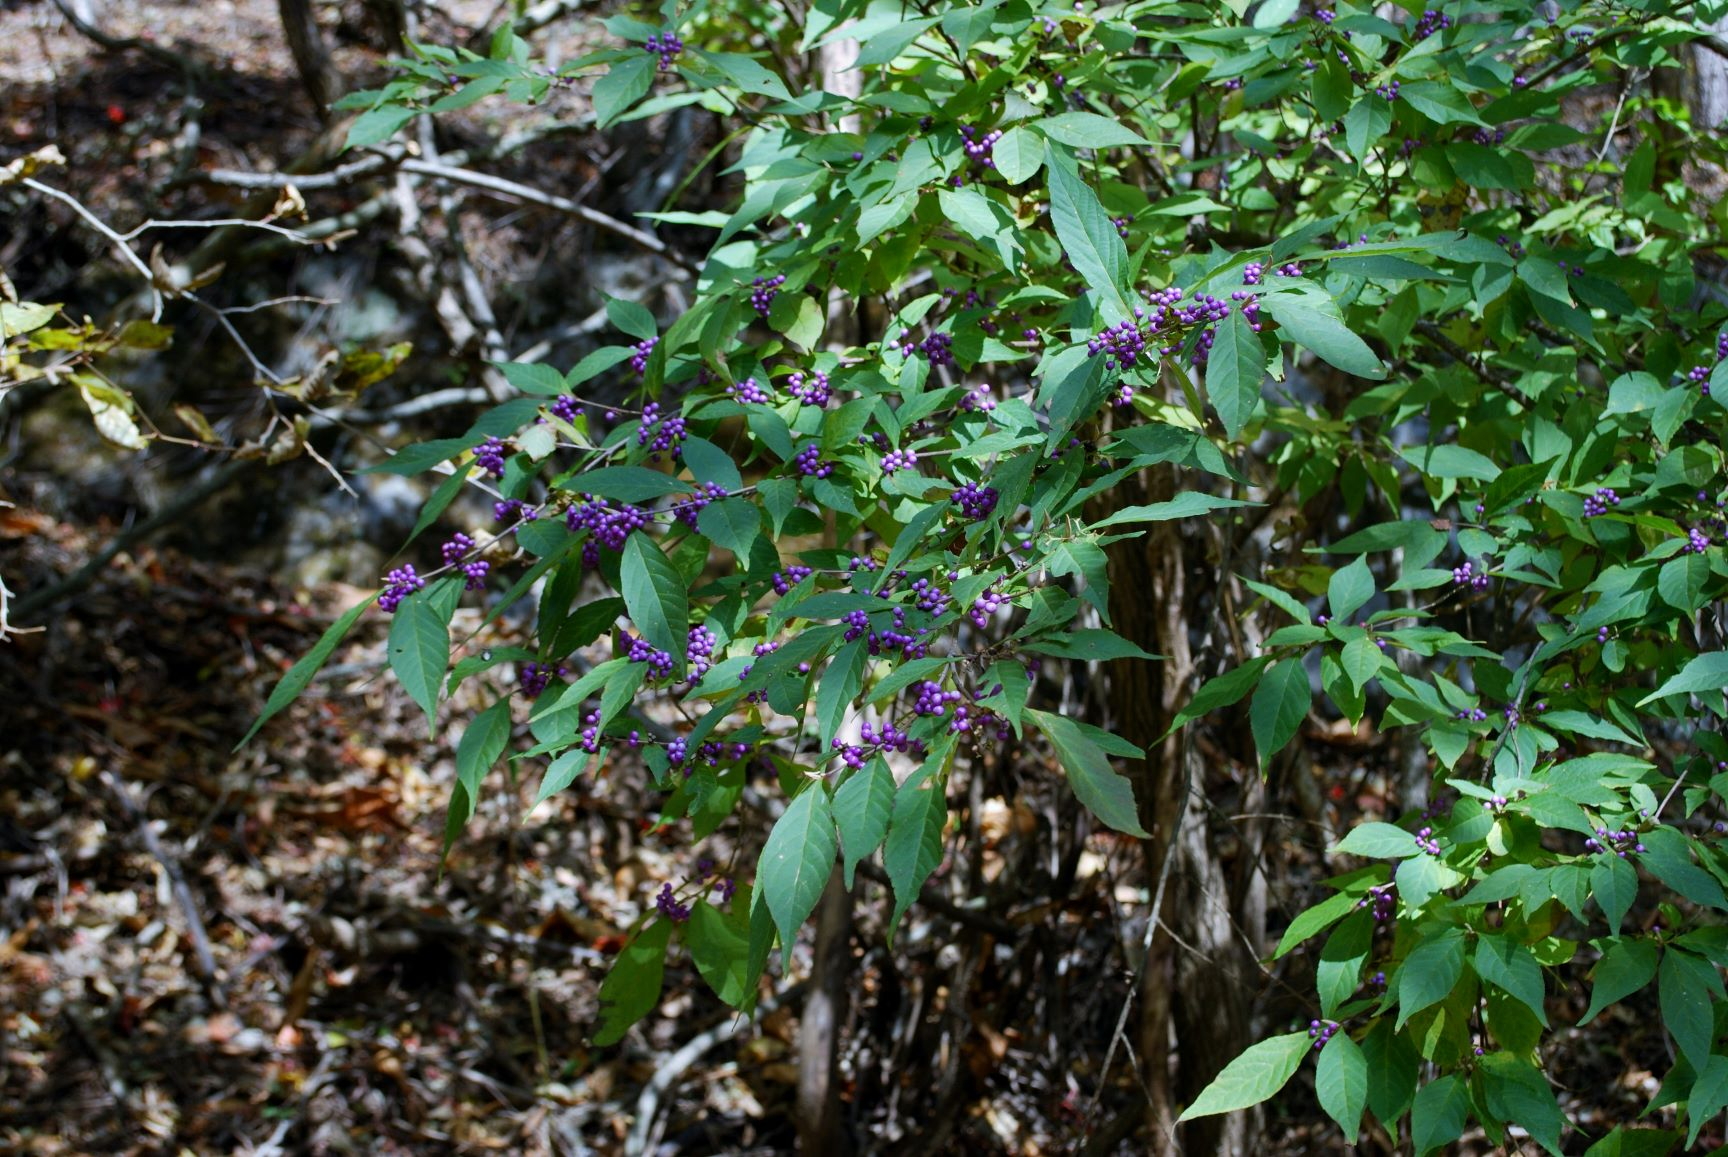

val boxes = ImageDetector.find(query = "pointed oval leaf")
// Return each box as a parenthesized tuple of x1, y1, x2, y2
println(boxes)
(758, 785, 837, 952)
(621, 534, 689, 662)
(1177, 1031, 1310, 1121)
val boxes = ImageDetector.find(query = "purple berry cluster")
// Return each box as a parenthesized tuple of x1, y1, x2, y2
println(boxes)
(831, 721, 927, 769)
(551, 395, 580, 423)
(786, 370, 831, 407)
(517, 662, 565, 698)
(794, 443, 834, 478)
(654, 881, 691, 921)
(1308, 1020, 1339, 1050)
(969, 588, 1007, 629)
(1457, 706, 1488, 722)
(882, 448, 919, 474)
(959, 124, 1003, 170)
(960, 383, 996, 412)
(636, 401, 688, 459)
(1583, 487, 1619, 517)
(474, 436, 509, 478)
(644, 31, 683, 70)
(1413, 826, 1441, 855)
(379, 565, 425, 612)
(493, 498, 539, 523)
(897, 329, 955, 367)
(750, 275, 786, 318)
(1412, 9, 1451, 40)
(686, 625, 716, 680)
(565, 495, 650, 567)
(909, 576, 950, 615)
(772, 566, 814, 595)
(1584, 826, 1647, 857)
(630, 336, 658, 374)
(913, 680, 963, 716)
(624, 634, 676, 680)
(1451, 560, 1489, 591)
(1357, 882, 1396, 922)
(673, 481, 729, 529)
(1684, 527, 1711, 554)
(1242, 262, 1264, 286)
(950, 480, 999, 522)
(441, 533, 491, 590)
(727, 377, 770, 404)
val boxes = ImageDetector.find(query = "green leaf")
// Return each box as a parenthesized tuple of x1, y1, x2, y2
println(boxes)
(1170, 657, 1271, 732)
(1205, 311, 1265, 439)
(1639, 651, 1728, 705)
(1592, 856, 1638, 934)
(566, 466, 689, 502)
(1479, 1052, 1567, 1156)
(454, 696, 512, 813)
(1327, 555, 1375, 621)
(687, 895, 754, 1007)
(1475, 933, 1548, 1026)
(1316, 1031, 1368, 1141)
(757, 785, 837, 958)
(1037, 111, 1151, 149)
(1177, 1032, 1310, 1121)
(1661, 948, 1716, 1069)
(696, 498, 762, 558)
(1250, 659, 1309, 769)
(1274, 886, 1363, 959)
(1657, 553, 1711, 612)
(834, 758, 894, 888)
(1686, 1055, 1728, 1148)
(1089, 492, 1259, 529)
(532, 748, 592, 810)
(1339, 636, 1383, 695)
(1639, 827, 1728, 910)
(1580, 937, 1658, 1025)
(1581, 1126, 1678, 1157)
(345, 105, 416, 150)
(1261, 286, 1383, 377)
(1043, 143, 1131, 321)
(1334, 821, 1419, 858)
(1396, 443, 1501, 482)
(1317, 911, 1371, 1017)
(620, 534, 689, 663)
(592, 918, 671, 1045)
(593, 55, 654, 128)
(1411, 1074, 1470, 1157)
(991, 125, 1042, 183)
(1362, 1018, 1419, 1123)
(389, 586, 452, 733)
(1026, 709, 1149, 837)
(605, 296, 657, 340)
(884, 758, 947, 936)
(1396, 926, 1466, 1029)
(816, 638, 865, 745)
(237, 594, 378, 747)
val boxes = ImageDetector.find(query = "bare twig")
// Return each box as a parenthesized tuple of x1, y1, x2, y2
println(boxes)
(623, 981, 807, 1157)
(397, 159, 698, 275)
(98, 765, 227, 1005)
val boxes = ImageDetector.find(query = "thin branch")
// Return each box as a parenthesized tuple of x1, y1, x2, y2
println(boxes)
(98, 764, 227, 1005)
(397, 158, 698, 274)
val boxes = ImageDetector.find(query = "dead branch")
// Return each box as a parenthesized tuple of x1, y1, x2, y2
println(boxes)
(397, 159, 698, 275)
(97, 765, 228, 1006)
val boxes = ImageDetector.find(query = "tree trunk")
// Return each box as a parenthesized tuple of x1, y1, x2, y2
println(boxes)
(796, 866, 854, 1155)
(1689, 21, 1728, 130)
(278, 0, 342, 119)
(1105, 463, 1258, 1156)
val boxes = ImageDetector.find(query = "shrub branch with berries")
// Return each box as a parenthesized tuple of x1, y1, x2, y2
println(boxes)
(245, 0, 1728, 1148)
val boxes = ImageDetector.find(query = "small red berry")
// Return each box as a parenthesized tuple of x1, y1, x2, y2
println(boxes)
(106, 105, 126, 124)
